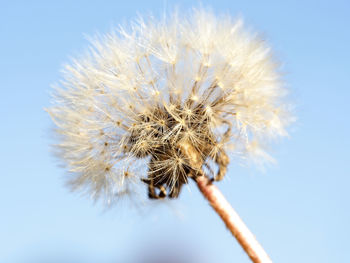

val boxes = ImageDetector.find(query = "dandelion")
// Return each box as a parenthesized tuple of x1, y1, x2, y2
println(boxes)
(48, 9, 292, 263)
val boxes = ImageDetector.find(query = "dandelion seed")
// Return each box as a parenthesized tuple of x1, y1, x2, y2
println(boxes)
(48, 9, 293, 263)
(48, 8, 292, 201)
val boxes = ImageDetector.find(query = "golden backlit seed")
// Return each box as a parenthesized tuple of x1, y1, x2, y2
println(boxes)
(48, 9, 292, 205)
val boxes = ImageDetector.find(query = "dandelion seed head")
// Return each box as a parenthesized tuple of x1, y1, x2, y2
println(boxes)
(48, 9, 293, 204)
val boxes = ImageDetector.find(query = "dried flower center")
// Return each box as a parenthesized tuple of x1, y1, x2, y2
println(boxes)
(126, 103, 219, 198)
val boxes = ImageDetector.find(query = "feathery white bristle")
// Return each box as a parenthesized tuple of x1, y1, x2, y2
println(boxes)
(48, 9, 292, 204)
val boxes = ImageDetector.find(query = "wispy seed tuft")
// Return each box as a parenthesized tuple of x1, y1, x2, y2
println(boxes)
(48, 9, 293, 205)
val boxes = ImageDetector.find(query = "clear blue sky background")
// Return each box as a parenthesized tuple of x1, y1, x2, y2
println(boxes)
(1, 1, 349, 262)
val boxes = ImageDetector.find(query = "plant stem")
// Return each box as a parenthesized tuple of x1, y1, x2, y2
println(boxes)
(179, 140, 272, 262)
(195, 175, 272, 263)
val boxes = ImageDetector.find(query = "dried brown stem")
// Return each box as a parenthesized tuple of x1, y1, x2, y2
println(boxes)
(195, 175, 272, 263)
(179, 139, 272, 262)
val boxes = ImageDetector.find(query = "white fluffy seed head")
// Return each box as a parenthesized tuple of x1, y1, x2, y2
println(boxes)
(48, 9, 293, 205)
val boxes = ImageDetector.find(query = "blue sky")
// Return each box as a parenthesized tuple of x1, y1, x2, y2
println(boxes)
(1, 0, 349, 262)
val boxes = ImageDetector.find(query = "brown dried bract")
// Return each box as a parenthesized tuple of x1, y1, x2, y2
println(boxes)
(126, 103, 230, 199)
